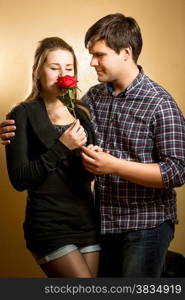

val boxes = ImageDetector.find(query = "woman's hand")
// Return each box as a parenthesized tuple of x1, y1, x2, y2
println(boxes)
(59, 119, 87, 150)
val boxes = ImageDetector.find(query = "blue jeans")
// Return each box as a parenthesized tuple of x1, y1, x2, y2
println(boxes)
(98, 221, 174, 277)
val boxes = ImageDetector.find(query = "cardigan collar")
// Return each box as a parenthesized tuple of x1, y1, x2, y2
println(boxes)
(22, 97, 62, 149)
(21, 96, 95, 149)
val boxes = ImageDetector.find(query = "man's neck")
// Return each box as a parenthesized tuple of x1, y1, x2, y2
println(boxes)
(112, 64, 139, 95)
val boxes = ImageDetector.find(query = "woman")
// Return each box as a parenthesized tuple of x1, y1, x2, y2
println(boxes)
(5, 37, 100, 277)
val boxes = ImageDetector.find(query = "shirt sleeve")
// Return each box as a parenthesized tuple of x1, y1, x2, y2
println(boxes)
(6, 105, 72, 191)
(155, 98, 185, 188)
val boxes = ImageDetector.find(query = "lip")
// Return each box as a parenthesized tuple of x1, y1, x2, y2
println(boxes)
(96, 69, 104, 74)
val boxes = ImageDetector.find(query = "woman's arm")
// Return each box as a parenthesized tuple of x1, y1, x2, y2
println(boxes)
(6, 105, 72, 191)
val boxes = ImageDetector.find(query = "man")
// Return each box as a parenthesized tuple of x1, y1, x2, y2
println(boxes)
(80, 13, 185, 278)
(1, 13, 185, 277)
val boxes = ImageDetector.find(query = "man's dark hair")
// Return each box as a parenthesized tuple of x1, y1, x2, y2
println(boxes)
(85, 13, 143, 63)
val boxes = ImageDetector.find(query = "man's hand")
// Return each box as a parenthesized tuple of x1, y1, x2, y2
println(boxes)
(85, 144, 103, 152)
(0, 120, 16, 145)
(80, 146, 118, 174)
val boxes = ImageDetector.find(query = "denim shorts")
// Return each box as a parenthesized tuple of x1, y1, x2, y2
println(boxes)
(32, 244, 101, 265)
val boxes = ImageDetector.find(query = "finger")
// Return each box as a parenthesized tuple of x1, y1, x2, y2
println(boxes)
(81, 159, 97, 174)
(77, 135, 87, 147)
(67, 119, 80, 131)
(77, 125, 85, 134)
(1, 140, 11, 145)
(74, 126, 84, 137)
(86, 144, 93, 149)
(0, 120, 15, 127)
(0, 125, 16, 134)
(72, 119, 80, 130)
(81, 151, 96, 164)
(82, 136, 87, 145)
(95, 147, 103, 152)
(0, 132, 15, 139)
(88, 145, 103, 152)
(78, 129, 87, 140)
(86, 144, 96, 151)
(81, 146, 98, 159)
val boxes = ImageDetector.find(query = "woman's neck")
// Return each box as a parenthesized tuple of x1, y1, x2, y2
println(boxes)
(41, 94, 75, 125)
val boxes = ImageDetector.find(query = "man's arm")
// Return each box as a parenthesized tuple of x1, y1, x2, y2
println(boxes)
(82, 91, 185, 189)
(81, 146, 164, 188)
(0, 120, 16, 145)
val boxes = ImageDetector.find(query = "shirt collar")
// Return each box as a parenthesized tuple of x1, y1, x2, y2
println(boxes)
(107, 83, 118, 96)
(126, 65, 145, 94)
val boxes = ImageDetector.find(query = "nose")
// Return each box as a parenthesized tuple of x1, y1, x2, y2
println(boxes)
(58, 69, 63, 77)
(90, 56, 99, 67)
(58, 67, 68, 77)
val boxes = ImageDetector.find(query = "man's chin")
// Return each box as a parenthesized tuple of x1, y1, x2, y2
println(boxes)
(97, 76, 106, 83)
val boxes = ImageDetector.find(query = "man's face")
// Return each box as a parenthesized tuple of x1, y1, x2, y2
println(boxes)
(88, 39, 126, 83)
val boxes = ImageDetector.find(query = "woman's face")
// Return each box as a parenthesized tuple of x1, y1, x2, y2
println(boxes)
(39, 49, 74, 97)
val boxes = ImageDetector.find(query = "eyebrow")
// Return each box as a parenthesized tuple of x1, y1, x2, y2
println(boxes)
(89, 50, 106, 55)
(48, 63, 73, 66)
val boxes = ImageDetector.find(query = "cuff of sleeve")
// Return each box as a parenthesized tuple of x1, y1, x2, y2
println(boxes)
(158, 162, 169, 187)
(41, 140, 72, 166)
(48, 140, 72, 161)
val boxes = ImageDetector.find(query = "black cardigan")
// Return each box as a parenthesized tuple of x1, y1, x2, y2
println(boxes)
(6, 97, 99, 256)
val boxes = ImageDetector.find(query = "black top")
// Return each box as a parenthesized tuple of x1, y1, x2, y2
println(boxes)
(6, 97, 99, 256)
(54, 123, 72, 134)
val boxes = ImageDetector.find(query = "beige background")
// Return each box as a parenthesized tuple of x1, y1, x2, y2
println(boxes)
(0, 0, 184, 277)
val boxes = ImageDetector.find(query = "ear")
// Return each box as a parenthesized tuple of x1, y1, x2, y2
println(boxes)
(121, 46, 132, 61)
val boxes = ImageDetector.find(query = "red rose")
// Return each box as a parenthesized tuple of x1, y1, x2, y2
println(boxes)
(57, 75, 78, 88)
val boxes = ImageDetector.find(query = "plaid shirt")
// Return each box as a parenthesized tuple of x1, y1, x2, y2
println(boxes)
(82, 67, 185, 234)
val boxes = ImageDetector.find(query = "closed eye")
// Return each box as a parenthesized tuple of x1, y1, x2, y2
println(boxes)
(50, 67, 60, 70)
